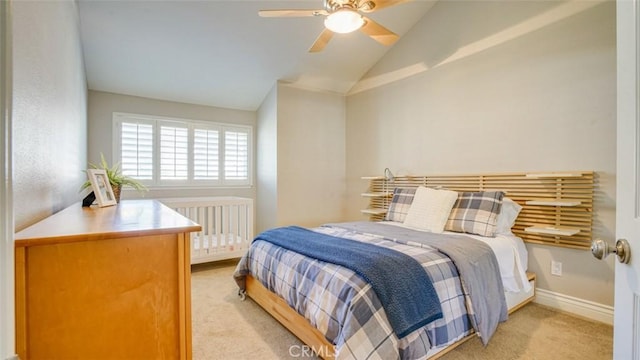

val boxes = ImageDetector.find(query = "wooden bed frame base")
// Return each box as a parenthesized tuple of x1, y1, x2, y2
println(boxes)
(245, 273, 536, 359)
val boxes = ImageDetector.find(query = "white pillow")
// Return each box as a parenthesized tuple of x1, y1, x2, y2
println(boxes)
(403, 186, 459, 233)
(495, 197, 522, 235)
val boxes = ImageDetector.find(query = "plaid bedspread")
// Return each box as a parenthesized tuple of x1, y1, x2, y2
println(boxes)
(234, 225, 474, 359)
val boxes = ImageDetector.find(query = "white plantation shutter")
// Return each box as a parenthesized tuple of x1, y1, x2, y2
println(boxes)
(120, 121, 153, 180)
(193, 128, 219, 180)
(160, 124, 188, 180)
(224, 129, 249, 181)
(114, 113, 251, 187)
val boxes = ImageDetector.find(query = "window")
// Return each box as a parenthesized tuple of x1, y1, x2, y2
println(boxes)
(113, 112, 252, 187)
(160, 124, 189, 180)
(193, 128, 219, 180)
(224, 130, 249, 180)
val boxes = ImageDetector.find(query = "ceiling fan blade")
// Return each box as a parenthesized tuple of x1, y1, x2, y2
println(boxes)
(360, 16, 399, 46)
(258, 9, 328, 18)
(309, 29, 334, 53)
(358, 0, 413, 13)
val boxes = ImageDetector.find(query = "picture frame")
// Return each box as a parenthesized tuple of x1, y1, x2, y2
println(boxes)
(87, 169, 117, 207)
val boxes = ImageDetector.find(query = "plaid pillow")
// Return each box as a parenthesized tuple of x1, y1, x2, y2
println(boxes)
(445, 191, 505, 237)
(385, 187, 416, 222)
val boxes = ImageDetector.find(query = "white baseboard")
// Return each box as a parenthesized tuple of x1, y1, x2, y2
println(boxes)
(534, 288, 613, 325)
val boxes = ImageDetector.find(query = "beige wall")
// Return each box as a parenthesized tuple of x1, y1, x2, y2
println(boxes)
(12, 0, 87, 231)
(87, 90, 256, 200)
(277, 84, 346, 228)
(256, 85, 278, 232)
(345, 1, 616, 306)
(256, 83, 346, 232)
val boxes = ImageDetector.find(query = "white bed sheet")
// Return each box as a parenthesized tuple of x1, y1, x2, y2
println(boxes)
(385, 221, 530, 293)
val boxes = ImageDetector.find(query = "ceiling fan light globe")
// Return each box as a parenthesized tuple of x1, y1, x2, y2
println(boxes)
(324, 9, 365, 34)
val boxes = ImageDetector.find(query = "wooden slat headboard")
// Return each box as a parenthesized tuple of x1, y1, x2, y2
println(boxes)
(361, 171, 594, 250)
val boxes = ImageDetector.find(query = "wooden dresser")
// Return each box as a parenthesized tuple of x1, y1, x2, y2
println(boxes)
(14, 200, 201, 360)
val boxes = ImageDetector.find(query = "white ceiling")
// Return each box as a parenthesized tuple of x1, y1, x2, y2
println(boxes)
(77, 0, 435, 111)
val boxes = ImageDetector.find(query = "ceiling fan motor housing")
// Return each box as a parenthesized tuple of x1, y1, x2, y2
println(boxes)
(325, 0, 368, 12)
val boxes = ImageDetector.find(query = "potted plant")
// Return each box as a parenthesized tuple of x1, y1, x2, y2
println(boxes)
(81, 153, 147, 202)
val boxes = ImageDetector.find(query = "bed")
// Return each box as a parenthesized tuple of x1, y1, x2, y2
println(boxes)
(234, 188, 535, 359)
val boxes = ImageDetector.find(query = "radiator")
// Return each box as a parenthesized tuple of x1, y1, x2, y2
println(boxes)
(160, 197, 254, 264)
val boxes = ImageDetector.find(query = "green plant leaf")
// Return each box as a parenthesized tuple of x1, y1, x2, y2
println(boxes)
(80, 152, 148, 193)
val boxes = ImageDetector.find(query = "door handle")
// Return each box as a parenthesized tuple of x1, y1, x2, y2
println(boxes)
(591, 238, 631, 264)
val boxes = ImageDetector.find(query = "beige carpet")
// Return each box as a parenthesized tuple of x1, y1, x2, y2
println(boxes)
(191, 261, 613, 360)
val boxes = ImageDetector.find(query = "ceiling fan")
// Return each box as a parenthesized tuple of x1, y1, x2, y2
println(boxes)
(259, 0, 411, 53)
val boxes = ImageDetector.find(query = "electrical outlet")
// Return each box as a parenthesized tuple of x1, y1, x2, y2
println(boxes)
(551, 260, 563, 276)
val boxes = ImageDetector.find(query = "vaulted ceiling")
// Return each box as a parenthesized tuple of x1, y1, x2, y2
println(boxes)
(78, 0, 435, 111)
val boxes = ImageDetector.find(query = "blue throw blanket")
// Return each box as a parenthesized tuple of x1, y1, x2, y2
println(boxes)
(327, 221, 508, 345)
(254, 226, 443, 338)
